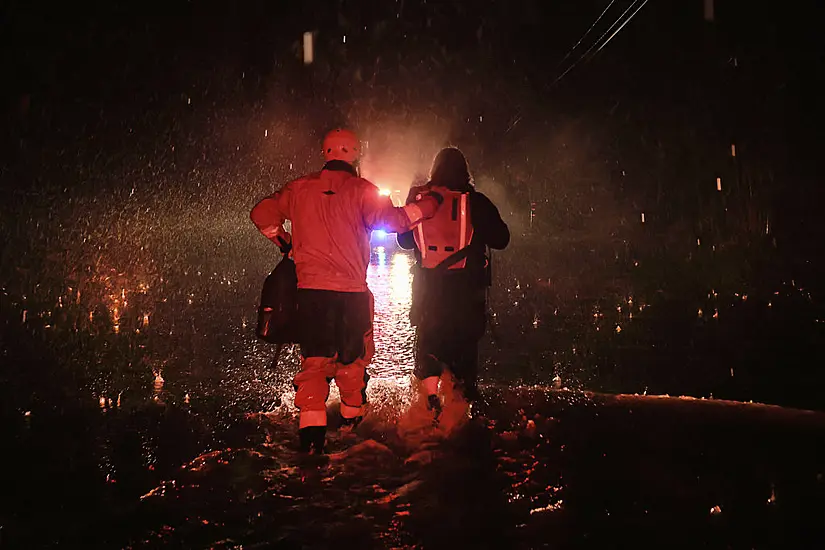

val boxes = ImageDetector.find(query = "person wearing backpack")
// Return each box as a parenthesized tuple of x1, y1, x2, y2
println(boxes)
(397, 147, 510, 418)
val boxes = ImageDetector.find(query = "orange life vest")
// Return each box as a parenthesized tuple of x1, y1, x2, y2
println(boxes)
(412, 186, 474, 270)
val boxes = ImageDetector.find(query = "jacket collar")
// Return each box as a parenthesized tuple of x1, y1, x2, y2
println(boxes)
(322, 160, 358, 177)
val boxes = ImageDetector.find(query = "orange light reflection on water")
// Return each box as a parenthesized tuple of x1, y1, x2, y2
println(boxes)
(366, 247, 415, 388)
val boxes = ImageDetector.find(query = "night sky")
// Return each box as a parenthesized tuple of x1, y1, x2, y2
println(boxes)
(2, 0, 824, 281)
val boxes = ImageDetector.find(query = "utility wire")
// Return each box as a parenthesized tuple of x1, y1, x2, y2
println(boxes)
(592, 0, 650, 57)
(556, 0, 618, 69)
(549, 0, 643, 88)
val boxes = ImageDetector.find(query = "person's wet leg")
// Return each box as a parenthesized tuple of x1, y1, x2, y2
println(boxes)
(451, 342, 481, 404)
(335, 358, 369, 428)
(334, 290, 372, 430)
(415, 340, 444, 421)
(294, 356, 335, 453)
(295, 289, 339, 453)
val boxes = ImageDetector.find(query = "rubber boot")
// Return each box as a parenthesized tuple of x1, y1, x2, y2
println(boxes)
(339, 414, 364, 433)
(299, 425, 327, 454)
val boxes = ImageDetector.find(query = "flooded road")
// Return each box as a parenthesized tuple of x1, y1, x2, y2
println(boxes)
(3, 240, 825, 548)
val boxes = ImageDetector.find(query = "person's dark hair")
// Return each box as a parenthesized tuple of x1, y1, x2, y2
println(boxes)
(429, 147, 473, 191)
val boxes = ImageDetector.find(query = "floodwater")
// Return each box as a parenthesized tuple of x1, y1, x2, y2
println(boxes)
(2, 242, 825, 549)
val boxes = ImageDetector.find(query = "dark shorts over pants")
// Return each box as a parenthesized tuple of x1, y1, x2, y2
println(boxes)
(298, 289, 371, 365)
(294, 289, 373, 412)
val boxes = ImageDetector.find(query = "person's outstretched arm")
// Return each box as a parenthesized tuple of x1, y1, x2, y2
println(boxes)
(396, 185, 429, 250)
(361, 183, 443, 234)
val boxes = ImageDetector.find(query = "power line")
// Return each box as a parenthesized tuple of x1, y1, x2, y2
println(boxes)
(592, 0, 650, 57)
(579, 0, 643, 62)
(556, 0, 619, 69)
(549, 0, 643, 88)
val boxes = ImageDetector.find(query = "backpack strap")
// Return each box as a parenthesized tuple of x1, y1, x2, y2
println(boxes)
(431, 189, 476, 272)
(433, 245, 473, 272)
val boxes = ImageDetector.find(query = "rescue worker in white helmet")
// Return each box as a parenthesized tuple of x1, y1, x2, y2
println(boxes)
(251, 128, 444, 454)
(397, 147, 510, 417)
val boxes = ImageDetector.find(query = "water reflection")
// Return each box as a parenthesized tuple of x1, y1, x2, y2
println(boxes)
(366, 245, 415, 384)
(5, 232, 824, 415)
(219, 243, 412, 421)
(6, 239, 825, 548)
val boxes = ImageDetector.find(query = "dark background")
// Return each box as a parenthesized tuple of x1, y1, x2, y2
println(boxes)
(3, 0, 823, 255)
(2, 0, 824, 408)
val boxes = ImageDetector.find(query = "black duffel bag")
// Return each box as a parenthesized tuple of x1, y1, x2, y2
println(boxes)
(256, 253, 299, 345)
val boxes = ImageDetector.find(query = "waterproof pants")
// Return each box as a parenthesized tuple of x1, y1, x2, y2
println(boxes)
(294, 289, 374, 423)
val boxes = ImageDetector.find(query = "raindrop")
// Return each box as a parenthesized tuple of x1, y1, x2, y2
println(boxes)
(303, 31, 314, 64)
